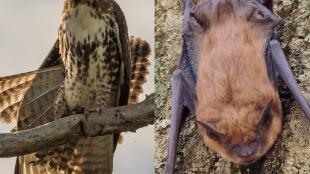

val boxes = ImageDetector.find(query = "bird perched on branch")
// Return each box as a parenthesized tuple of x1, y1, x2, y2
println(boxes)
(0, 0, 151, 173)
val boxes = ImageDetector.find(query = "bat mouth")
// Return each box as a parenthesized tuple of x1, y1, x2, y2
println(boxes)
(235, 157, 258, 165)
(229, 141, 260, 164)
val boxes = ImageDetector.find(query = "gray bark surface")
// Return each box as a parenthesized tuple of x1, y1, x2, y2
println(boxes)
(0, 94, 154, 158)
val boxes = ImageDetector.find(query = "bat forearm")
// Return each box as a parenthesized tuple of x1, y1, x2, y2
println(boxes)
(270, 40, 310, 119)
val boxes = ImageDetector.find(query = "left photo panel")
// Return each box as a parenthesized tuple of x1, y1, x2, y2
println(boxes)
(0, 0, 154, 173)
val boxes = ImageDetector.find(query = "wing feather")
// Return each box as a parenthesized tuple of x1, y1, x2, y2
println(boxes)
(18, 65, 64, 129)
(0, 66, 63, 124)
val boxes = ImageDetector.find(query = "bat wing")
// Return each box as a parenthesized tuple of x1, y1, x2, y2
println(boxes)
(166, 1, 198, 173)
(269, 40, 310, 119)
(166, 69, 195, 174)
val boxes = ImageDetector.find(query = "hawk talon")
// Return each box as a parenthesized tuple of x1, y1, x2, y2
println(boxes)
(72, 107, 85, 115)
(80, 109, 102, 137)
(84, 109, 90, 121)
(114, 110, 123, 118)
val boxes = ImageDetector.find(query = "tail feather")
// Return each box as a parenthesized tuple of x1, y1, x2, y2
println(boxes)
(129, 36, 151, 58)
(129, 36, 151, 104)
(132, 64, 149, 74)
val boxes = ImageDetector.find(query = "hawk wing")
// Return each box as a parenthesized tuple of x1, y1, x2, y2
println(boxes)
(17, 40, 64, 130)
(1, 2, 151, 173)
(112, 1, 131, 108)
(0, 40, 64, 126)
(0, 40, 65, 174)
(109, 1, 131, 151)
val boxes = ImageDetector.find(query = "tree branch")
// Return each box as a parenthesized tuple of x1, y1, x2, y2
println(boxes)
(0, 94, 154, 158)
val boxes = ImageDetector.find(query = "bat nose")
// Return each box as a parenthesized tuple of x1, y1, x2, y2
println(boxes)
(233, 141, 259, 158)
(239, 146, 255, 157)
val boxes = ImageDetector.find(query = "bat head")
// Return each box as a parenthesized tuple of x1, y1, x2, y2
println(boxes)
(196, 96, 281, 164)
(193, 0, 282, 165)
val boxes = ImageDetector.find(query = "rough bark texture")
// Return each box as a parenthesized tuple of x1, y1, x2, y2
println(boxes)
(0, 94, 154, 158)
(155, 0, 310, 173)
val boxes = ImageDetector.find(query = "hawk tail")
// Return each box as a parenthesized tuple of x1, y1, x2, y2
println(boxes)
(129, 36, 151, 104)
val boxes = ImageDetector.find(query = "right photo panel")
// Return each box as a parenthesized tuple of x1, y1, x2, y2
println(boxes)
(155, 0, 310, 173)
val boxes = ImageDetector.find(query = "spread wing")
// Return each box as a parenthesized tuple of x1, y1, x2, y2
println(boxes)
(0, 40, 64, 126)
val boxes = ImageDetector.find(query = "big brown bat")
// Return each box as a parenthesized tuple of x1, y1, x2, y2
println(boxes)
(165, 0, 310, 173)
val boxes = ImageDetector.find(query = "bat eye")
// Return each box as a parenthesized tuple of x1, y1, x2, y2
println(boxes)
(191, 2, 212, 29)
(190, 11, 205, 28)
(253, 9, 266, 21)
(196, 120, 225, 141)
(258, 99, 273, 128)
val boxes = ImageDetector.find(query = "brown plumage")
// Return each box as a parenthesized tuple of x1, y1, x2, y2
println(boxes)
(195, 0, 281, 164)
(18, 0, 128, 173)
(0, 36, 151, 125)
(129, 36, 151, 104)
(0, 66, 63, 125)
(0, 0, 150, 173)
(0, 70, 36, 122)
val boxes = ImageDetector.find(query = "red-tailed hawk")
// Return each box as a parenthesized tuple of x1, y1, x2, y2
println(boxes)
(0, 0, 151, 173)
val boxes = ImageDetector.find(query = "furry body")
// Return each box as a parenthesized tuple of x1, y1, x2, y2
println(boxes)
(196, 9, 281, 163)
(166, 0, 310, 173)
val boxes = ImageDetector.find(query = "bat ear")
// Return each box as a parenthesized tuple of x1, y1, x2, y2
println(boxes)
(183, 0, 205, 36)
(196, 120, 225, 141)
(192, 0, 217, 29)
(257, 0, 272, 4)
(258, 99, 273, 128)
(192, 0, 235, 29)
(257, 0, 273, 11)
(245, 1, 278, 27)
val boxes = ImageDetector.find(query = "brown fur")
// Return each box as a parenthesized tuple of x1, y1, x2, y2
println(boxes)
(195, 0, 281, 164)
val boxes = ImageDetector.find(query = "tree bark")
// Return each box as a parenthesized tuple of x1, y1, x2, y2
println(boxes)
(0, 94, 154, 158)
(155, 0, 310, 173)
